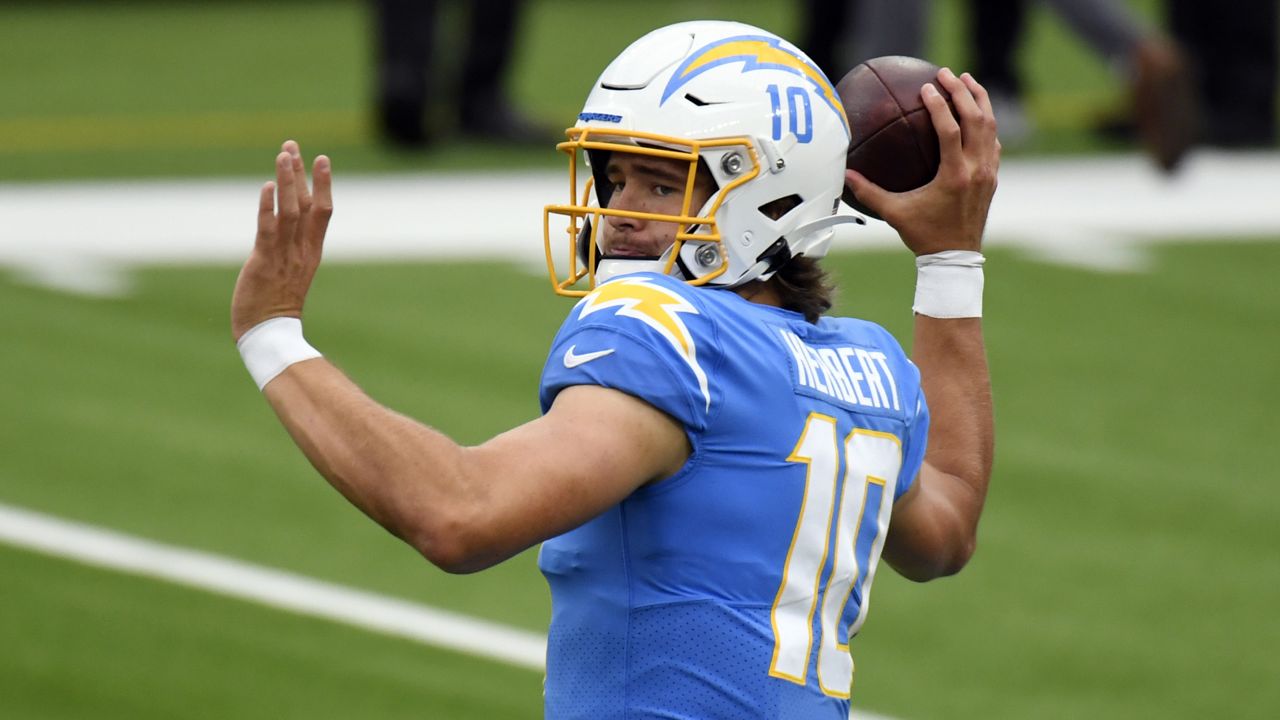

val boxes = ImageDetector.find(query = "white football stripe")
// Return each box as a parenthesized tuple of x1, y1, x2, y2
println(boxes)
(0, 501, 547, 670)
(1, 151, 1278, 295)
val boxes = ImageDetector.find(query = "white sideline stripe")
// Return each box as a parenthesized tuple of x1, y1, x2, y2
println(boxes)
(1, 151, 1278, 295)
(0, 501, 898, 720)
(0, 502, 547, 671)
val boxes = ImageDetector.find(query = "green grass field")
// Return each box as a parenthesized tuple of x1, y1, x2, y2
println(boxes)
(3, 1, 1279, 718)
(3, 245, 1279, 719)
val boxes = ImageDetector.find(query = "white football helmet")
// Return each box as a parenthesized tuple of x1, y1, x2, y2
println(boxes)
(543, 20, 862, 296)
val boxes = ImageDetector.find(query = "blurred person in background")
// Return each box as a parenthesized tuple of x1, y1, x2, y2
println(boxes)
(373, 0, 550, 146)
(1169, 0, 1277, 148)
(968, 0, 1197, 172)
(801, 0, 928, 80)
(232, 19, 997, 718)
(800, 0, 1199, 172)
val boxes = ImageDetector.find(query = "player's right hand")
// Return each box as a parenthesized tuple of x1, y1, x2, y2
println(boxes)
(230, 140, 333, 342)
(845, 68, 1000, 257)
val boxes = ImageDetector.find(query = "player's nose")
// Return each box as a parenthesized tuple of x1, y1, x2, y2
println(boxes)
(606, 211, 642, 233)
(605, 185, 646, 230)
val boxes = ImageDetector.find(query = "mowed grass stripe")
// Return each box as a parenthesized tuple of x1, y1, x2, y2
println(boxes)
(0, 111, 366, 154)
(0, 87, 1127, 155)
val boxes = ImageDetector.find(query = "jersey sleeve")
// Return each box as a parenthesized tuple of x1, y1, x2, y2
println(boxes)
(538, 276, 718, 433)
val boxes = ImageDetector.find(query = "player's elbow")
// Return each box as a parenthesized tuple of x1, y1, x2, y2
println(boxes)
(411, 527, 485, 574)
(935, 534, 977, 578)
(886, 526, 978, 582)
(407, 504, 503, 575)
(411, 531, 465, 574)
(923, 525, 979, 580)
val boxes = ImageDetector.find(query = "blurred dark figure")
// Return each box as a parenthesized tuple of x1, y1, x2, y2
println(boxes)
(801, 0, 926, 76)
(972, 0, 1197, 173)
(374, 0, 549, 147)
(801, 0, 1201, 173)
(1170, 0, 1277, 148)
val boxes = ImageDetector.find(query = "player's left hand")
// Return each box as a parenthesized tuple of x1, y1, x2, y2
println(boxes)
(845, 68, 1000, 257)
(231, 140, 333, 342)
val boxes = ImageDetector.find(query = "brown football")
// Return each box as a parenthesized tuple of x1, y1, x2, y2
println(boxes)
(836, 56, 955, 219)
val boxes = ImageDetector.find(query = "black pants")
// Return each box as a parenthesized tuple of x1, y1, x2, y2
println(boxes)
(972, 0, 1027, 98)
(374, 0, 523, 131)
(1170, 0, 1278, 146)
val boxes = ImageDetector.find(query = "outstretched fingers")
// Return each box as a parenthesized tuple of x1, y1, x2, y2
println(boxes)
(305, 155, 334, 255)
(275, 150, 300, 245)
(255, 181, 277, 248)
(311, 156, 332, 214)
(283, 140, 313, 212)
(232, 142, 336, 341)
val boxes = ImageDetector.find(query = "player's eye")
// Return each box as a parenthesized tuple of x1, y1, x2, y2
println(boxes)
(602, 179, 624, 204)
(653, 184, 676, 197)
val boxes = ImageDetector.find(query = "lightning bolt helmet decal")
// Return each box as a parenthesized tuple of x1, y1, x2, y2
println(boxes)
(660, 34, 849, 137)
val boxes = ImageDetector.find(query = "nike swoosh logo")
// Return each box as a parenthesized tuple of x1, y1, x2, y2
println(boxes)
(563, 345, 615, 368)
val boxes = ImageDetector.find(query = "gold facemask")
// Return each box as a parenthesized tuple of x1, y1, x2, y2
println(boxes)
(543, 127, 761, 297)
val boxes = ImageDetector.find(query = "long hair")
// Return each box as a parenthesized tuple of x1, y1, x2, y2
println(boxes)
(770, 256, 834, 324)
(753, 194, 835, 324)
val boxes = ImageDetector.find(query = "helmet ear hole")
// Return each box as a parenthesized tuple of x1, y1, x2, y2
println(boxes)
(586, 149, 614, 207)
(758, 194, 803, 221)
(576, 218, 597, 266)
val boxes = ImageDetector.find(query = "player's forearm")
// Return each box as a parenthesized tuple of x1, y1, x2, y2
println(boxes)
(260, 359, 475, 568)
(912, 315, 994, 524)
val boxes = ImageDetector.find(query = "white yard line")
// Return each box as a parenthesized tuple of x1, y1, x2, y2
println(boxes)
(1, 151, 1278, 295)
(0, 501, 547, 671)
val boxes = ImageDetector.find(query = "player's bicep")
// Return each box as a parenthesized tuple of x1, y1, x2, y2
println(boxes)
(455, 384, 690, 569)
(882, 460, 979, 581)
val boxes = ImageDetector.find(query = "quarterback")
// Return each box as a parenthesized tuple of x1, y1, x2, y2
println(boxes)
(231, 20, 997, 719)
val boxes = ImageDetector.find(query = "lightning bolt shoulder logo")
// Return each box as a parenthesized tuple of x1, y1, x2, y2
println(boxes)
(577, 277, 712, 411)
(659, 34, 849, 139)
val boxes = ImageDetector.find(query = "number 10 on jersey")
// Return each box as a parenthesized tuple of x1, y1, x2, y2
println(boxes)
(769, 413, 902, 697)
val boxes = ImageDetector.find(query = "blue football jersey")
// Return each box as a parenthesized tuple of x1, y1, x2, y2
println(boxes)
(537, 273, 929, 719)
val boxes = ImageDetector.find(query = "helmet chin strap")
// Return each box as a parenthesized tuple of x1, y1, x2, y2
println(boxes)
(595, 220, 712, 286)
(731, 213, 869, 288)
(596, 242, 706, 285)
(595, 257, 674, 284)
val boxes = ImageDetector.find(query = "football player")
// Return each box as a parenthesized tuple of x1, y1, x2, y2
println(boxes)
(231, 20, 997, 719)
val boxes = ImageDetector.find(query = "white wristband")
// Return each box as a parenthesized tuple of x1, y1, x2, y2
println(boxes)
(237, 317, 322, 390)
(913, 250, 985, 318)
